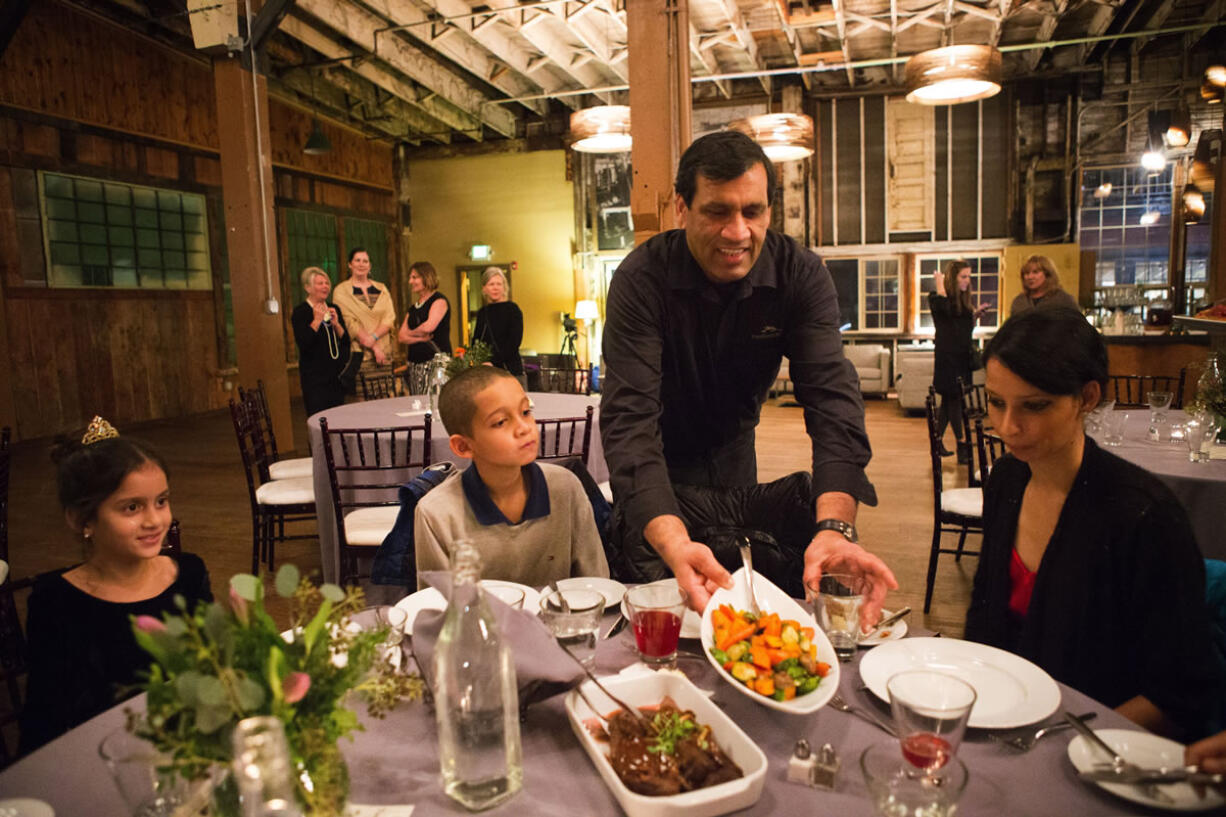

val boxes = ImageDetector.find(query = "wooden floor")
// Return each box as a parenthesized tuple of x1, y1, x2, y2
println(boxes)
(6, 393, 977, 635)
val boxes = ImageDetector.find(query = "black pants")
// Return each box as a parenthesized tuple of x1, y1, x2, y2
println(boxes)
(934, 386, 965, 443)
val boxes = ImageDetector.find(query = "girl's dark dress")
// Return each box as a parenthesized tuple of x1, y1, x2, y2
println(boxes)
(19, 552, 214, 752)
(406, 292, 452, 363)
(474, 301, 524, 375)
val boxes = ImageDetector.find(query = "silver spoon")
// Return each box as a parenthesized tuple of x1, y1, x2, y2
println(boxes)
(737, 537, 761, 618)
(829, 693, 898, 737)
(547, 580, 571, 613)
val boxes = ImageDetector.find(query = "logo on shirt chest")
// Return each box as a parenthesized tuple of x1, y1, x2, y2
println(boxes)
(751, 324, 781, 340)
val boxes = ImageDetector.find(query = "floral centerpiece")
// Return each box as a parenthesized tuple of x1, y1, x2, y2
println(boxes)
(445, 339, 492, 378)
(1188, 350, 1226, 442)
(128, 564, 423, 817)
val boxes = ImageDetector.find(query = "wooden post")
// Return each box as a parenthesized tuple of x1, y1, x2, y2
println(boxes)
(213, 56, 295, 449)
(780, 84, 808, 243)
(627, 0, 691, 246)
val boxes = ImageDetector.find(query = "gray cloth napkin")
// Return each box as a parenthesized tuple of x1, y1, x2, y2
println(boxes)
(410, 571, 584, 709)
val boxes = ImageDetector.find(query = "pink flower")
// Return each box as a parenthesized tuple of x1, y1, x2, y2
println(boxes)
(229, 586, 249, 625)
(134, 615, 166, 633)
(283, 672, 311, 704)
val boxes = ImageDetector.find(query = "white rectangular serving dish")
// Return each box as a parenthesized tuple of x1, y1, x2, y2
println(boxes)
(564, 671, 768, 817)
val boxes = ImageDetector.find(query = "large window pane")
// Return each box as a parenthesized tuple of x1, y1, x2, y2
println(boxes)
(1080, 166, 1172, 289)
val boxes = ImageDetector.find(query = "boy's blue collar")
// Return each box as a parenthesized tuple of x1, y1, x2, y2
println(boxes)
(461, 462, 551, 525)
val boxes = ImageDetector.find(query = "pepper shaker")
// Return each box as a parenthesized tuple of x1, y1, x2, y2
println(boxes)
(811, 743, 840, 790)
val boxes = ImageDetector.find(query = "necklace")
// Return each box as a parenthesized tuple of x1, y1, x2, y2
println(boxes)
(310, 297, 341, 360)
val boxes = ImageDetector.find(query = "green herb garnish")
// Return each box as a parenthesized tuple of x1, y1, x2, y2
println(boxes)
(646, 710, 707, 754)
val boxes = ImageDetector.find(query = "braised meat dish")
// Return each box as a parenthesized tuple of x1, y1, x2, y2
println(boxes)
(603, 698, 743, 796)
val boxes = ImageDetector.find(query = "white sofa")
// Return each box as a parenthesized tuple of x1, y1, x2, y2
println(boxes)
(896, 347, 934, 413)
(844, 344, 891, 397)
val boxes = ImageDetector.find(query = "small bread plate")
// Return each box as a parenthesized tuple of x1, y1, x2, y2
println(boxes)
(557, 576, 627, 608)
(860, 637, 1060, 729)
(620, 579, 702, 639)
(395, 581, 540, 635)
(565, 670, 767, 817)
(859, 609, 908, 646)
(699, 567, 840, 715)
(0, 799, 54, 817)
(1068, 729, 1226, 812)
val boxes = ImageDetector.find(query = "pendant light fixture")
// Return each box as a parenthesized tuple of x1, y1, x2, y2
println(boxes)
(904, 45, 1002, 105)
(303, 119, 332, 155)
(728, 113, 815, 161)
(1166, 102, 1192, 148)
(1141, 110, 1165, 174)
(1202, 65, 1226, 104)
(1182, 183, 1205, 223)
(569, 106, 632, 153)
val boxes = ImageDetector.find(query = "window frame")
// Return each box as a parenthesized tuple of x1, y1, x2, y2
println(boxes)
(821, 254, 905, 335)
(913, 252, 1003, 337)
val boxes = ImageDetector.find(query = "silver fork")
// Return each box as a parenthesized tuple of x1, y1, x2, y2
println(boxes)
(829, 693, 897, 737)
(992, 711, 1097, 751)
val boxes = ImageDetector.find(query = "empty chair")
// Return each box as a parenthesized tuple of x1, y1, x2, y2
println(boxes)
(957, 377, 991, 488)
(539, 367, 591, 395)
(230, 398, 316, 575)
(972, 417, 1007, 492)
(239, 382, 313, 480)
(536, 406, 594, 466)
(1108, 370, 1186, 409)
(319, 416, 433, 587)
(358, 368, 401, 401)
(923, 389, 983, 614)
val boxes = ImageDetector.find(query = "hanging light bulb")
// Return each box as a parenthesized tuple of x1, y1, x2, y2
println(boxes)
(1182, 183, 1205, 223)
(1166, 103, 1192, 148)
(1203, 65, 1226, 104)
(303, 119, 332, 155)
(904, 45, 1002, 105)
(1141, 110, 1165, 172)
(569, 106, 632, 153)
(728, 113, 814, 161)
(1141, 147, 1166, 173)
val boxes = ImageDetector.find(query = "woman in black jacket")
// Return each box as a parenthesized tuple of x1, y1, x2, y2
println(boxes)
(964, 308, 1224, 740)
(291, 266, 350, 417)
(473, 266, 524, 380)
(928, 259, 988, 462)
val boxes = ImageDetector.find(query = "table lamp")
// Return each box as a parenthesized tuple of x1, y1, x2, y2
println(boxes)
(574, 299, 601, 368)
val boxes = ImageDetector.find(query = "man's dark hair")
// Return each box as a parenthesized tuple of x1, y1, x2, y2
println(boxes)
(984, 308, 1108, 397)
(674, 131, 776, 207)
(438, 365, 520, 437)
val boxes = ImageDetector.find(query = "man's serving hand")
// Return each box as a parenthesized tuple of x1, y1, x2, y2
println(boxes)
(802, 531, 898, 628)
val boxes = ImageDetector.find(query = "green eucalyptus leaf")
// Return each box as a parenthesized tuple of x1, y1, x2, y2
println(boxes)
(274, 565, 301, 598)
(164, 617, 188, 637)
(174, 671, 204, 705)
(197, 675, 226, 707)
(319, 584, 345, 603)
(236, 676, 266, 711)
(204, 603, 229, 643)
(229, 574, 260, 602)
(194, 703, 231, 735)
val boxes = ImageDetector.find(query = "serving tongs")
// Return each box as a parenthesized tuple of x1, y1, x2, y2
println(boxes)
(558, 640, 653, 728)
(738, 537, 761, 618)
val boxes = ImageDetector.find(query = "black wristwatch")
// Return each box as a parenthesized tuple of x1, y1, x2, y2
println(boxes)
(815, 519, 858, 543)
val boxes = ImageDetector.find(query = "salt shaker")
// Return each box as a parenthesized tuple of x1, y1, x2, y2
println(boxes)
(787, 739, 817, 785)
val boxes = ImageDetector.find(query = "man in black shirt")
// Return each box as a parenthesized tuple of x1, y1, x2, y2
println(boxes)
(600, 131, 897, 616)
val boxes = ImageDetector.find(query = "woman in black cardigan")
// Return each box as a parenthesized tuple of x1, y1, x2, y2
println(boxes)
(928, 260, 988, 463)
(473, 266, 524, 379)
(965, 308, 1224, 740)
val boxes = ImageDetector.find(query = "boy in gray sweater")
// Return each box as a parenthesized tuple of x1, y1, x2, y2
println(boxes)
(414, 366, 609, 587)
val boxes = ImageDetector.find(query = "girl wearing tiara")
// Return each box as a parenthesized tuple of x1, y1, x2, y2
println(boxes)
(19, 417, 213, 752)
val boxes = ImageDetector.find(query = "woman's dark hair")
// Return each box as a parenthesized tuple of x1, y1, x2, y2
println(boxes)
(984, 308, 1107, 397)
(52, 433, 169, 526)
(347, 246, 368, 263)
(674, 131, 776, 207)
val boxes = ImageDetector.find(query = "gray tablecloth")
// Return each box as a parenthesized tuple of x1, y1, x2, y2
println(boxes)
(308, 392, 607, 582)
(0, 623, 1178, 816)
(1098, 410, 1226, 560)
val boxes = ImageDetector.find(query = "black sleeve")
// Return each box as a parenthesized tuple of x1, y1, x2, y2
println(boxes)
(964, 461, 1015, 646)
(177, 552, 214, 606)
(928, 292, 954, 319)
(19, 581, 79, 752)
(505, 304, 523, 353)
(291, 303, 321, 354)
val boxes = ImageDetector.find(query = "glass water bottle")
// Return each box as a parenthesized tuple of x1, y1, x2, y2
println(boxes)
(232, 716, 304, 817)
(434, 541, 523, 810)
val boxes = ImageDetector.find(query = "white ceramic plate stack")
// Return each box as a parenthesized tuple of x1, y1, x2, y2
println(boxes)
(620, 579, 703, 639)
(858, 637, 1061, 729)
(556, 577, 627, 608)
(565, 671, 768, 817)
(394, 580, 541, 635)
(699, 567, 841, 715)
(1068, 729, 1226, 812)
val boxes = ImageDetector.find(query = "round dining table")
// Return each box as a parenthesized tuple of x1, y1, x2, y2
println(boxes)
(307, 392, 606, 584)
(1094, 410, 1226, 560)
(0, 615, 1201, 817)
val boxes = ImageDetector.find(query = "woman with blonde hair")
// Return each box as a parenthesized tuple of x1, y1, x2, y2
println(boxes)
(930, 259, 989, 462)
(1009, 254, 1079, 316)
(332, 246, 396, 375)
(291, 266, 350, 416)
(473, 266, 524, 379)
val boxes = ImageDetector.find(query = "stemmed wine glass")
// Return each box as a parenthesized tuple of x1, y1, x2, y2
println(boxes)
(886, 671, 976, 780)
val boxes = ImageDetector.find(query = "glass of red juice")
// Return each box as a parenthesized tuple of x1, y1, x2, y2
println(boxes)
(886, 671, 976, 779)
(624, 584, 689, 665)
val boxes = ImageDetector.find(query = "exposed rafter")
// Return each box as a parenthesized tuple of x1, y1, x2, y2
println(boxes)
(831, 0, 855, 84)
(690, 22, 731, 97)
(276, 67, 428, 143)
(718, 0, 770, 94)
(1026, 0, 1071, 71)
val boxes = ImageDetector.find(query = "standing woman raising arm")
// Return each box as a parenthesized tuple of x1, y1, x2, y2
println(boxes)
(929, 259, 988, 463)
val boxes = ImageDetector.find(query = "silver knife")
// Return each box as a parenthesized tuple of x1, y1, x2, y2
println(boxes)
(865, 606, 912, 638)
(1064, 712, 1176, 804)
(1081, 766, 1224, 786)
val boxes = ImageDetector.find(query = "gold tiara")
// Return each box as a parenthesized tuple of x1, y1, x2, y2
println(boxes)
(82, 416, 120, 445)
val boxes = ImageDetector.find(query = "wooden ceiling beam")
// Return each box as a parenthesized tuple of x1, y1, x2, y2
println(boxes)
(690, 22, 731, 98)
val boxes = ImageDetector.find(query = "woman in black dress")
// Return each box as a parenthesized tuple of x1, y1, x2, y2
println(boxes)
(473, 266, 524, 379)
(291, 266, 350, 417)
(20, 421, 213, 752)
(929, 260, 988, 462)
(965, 309, 1223, 740)
(398, 261, 451, 393)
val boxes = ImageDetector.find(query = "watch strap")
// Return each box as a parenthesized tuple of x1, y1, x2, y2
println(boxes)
(815, 518, 858, 543)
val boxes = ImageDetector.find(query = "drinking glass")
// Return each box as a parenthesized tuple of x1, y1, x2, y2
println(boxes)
(484, 585, 525, 609)
(807, 573, 867, 663)
(1147, 391, 1172, 441)
(1186, 418, 1209, 463)
(887, 671, 976, 778)
(1102, 410, 1129, 446)
(1084, 399, 1115, 439)
(351, 605, 410, 670)
(99, 728, 188, 817)
(861, 742, 968, 817)
(539, 589, 605, 668)
(624, 584, 688, 665)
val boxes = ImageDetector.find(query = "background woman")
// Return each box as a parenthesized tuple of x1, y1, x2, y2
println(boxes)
(398, 261, 451, 393)
(473, 266, 524, 380)
(964, 309, 1223, 740)
(291, 266, 350, 417)
(1009, 254, 1080, 316)
(332, 247, 395, 374)
(20, 421, 213, 752)
(930, 260, 988, 463)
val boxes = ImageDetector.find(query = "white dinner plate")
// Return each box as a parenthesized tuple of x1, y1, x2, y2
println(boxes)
(620, 579, 703, 639)
(858, 609, 908, 647)
(859, 637, 1060, 729)
(556, 576, 627, 608)
(699, 567, 840, 715)
(0, 799, 54, 817)
(395, 581, 541, 635)
(1068, 728, 1226, 812)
